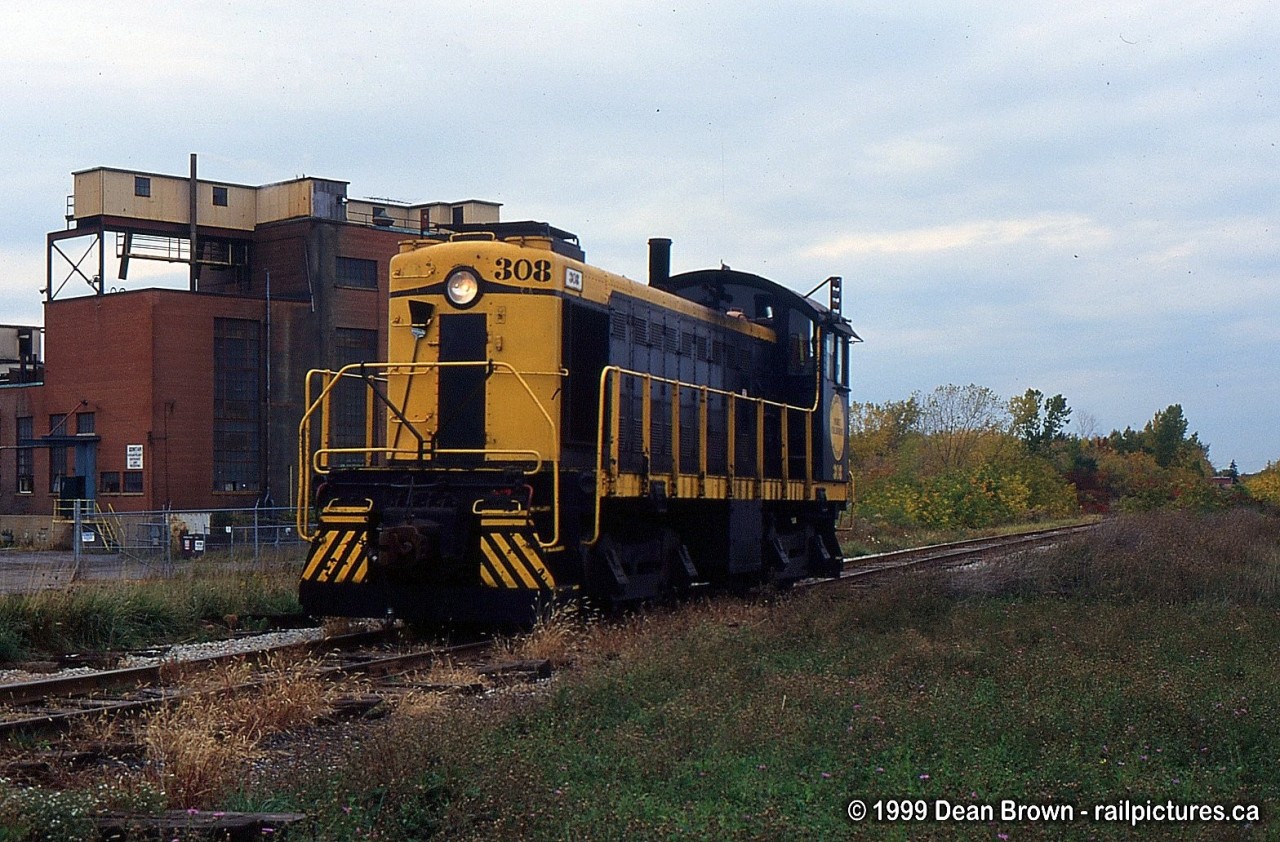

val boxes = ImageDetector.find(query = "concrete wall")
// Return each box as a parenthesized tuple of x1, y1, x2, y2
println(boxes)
(0, 515, 68, 549)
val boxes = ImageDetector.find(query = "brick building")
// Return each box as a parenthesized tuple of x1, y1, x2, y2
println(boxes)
(0, 160, 499, 517)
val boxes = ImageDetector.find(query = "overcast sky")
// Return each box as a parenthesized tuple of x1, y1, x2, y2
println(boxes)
(1, 1, 1276, 470)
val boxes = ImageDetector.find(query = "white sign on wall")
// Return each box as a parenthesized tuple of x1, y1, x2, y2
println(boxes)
(126, 444, 144, 470)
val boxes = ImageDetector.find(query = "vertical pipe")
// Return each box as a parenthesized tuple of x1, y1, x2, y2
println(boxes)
(781, 407, 790, 493)
(297, 372, 313, 539)
(805, 407, 814, 495)
(263, 270, 272, 503)
(320, 372, 333, 471)
(365, 367, 376, 465)
(72, 499, 82, 574)
(641, 374, 652, 487)
(670, 383, 681, 491)
(189, 153, 198, 291)
(726, 394, 736, 497)
(755, 400, 765, 495)
(608, 372, 621, 487)
(698, 387, 708, 491)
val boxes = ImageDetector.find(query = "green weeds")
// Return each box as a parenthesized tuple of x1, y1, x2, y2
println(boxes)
(9, 509, 1280, 839)
(0, 569, 301, 660)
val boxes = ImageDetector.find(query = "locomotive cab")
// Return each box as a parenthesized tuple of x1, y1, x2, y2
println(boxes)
(655, 266, 857, 484)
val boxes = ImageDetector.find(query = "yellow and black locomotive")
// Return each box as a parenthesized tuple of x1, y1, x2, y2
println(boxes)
(297, 223, 858, 623)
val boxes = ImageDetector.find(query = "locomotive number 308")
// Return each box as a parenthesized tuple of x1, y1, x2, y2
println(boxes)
(494, 257, 553, 282)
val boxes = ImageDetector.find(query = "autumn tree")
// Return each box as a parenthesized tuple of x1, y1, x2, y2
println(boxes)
(1244, 462, 1280, 507)
(847, 398, 921, 482)
(915, 383, 1009, 472)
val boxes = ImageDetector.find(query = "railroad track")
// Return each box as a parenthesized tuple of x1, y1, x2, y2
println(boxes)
(0, 627, 492, 738)
(834, 522, 1097, 583)
(0, 523, 1095, 738)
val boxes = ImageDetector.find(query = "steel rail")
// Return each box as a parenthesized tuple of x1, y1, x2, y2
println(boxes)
(835, 523, 1098, 582)
(0, 627, 404, 736)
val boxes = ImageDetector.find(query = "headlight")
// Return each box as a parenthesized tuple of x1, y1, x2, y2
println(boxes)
(445, 268, 481, 307)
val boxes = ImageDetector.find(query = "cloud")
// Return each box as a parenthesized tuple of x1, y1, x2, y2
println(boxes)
(804, 213, 1110, 260)
(0, 249, 47, 325)
(0, 0, 1277, 471)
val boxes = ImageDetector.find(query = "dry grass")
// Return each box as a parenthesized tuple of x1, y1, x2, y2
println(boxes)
(499, 596, 777, 673)
(392, 689, 448, 719)
(140, 655, 335, 807)
(499, 600, 594, 666)
(420, 658, 489, 689)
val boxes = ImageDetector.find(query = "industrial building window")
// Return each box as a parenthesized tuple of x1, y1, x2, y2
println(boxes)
(15, 416, 33, 494)
(134, 176, 151, 197)
(48, 414, 67, 494)
(212, 186, 228, 206)
(331, 328, 378, 466)
(76, 412, 95, 434)
(100, 471, 121, 494)
(212, 318, 261, 492)
(335, 256, 378, 289)
(123, 471, 143, 494)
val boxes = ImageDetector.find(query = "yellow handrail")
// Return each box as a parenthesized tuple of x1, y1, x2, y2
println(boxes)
(588, 365, 822, 545)
(297, 359, 562, 549)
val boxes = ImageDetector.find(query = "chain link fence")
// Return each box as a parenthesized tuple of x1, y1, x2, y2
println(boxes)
(0, 504, 310, 594)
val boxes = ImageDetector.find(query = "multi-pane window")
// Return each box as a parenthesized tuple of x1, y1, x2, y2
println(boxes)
(335, 256, 378, 289)
(212, 185, 228, 207)
(213, 318, 261, 492)
(134, 176, 151, 197)
(15, 416, 33, 494)
(99, 471, 121, 494)
(123, 471, 144, 494)
(76, 412, 95, 434)
(331, 328, 378, 465)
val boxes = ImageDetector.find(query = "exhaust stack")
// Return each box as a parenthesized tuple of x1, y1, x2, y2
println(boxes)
(648, 237, 672, 290)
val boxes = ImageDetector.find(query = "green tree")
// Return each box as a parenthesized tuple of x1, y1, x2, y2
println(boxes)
(1147, 404, 1190, 468)
(1009, 388, 1071, 453)
(1106, 404, 1210, 473)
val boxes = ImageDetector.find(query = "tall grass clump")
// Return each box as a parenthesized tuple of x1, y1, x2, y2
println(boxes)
(0, 569, 301, 660)
(499, 598, 597, 667)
